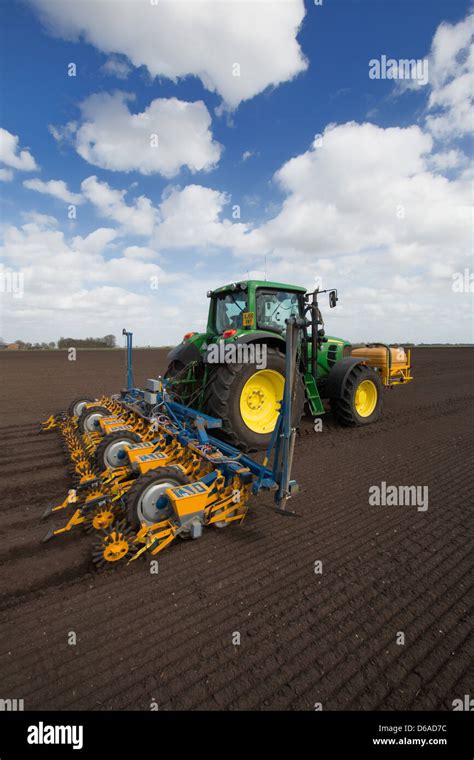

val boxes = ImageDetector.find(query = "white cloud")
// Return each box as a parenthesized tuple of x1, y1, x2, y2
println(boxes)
(124, 245, 158, 260)
(217, 120, 472, 342)
(153, 184, 251, 250)
(425, 14, 474, 139)
(71, 227, 118, 256)
(238, 121, 471, 266)
(427, 148, 467, 171)
(81, 175, 157, 236)
(0, 128, 38, 177)
(0, 216, 218, 344)
(28, 0, 307, 108)
(21, 211, 59, 227)
(101, 56, 131, 80)
(23, 177, 83, 204)
(52, 92, 221, 177)
(0, 218, 164, 337)
(397, 13, 474, 140)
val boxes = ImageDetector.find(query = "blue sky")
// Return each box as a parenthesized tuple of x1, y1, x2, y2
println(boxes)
(0, 0, 472, 345)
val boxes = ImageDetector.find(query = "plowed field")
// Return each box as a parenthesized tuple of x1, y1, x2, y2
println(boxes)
(0, 348, 472, 710)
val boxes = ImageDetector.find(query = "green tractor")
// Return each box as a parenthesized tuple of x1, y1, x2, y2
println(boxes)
(165, 280, 413, 451)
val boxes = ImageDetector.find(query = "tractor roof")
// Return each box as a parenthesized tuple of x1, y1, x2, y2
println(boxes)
(212, 280, 307, 295)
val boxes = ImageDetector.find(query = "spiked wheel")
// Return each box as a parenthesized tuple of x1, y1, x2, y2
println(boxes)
(92, 521, 135, 570)
(83, 503, 122, 534)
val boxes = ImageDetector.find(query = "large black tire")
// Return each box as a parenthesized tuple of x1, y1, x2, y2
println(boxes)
(125, 467, 190, 530)
(204, 347, 305, 452)
(77, 404, 111, 434)
(68, 397, 95, 418)
(164, 360, 185, 379)
(95, 430, 142, 471)
(330, 364, 383, 426)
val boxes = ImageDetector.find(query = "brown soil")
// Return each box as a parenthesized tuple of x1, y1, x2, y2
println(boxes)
(0, 348, 472, 710)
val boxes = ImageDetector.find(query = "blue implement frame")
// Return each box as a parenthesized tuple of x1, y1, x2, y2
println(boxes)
(119, 321, 302, 511)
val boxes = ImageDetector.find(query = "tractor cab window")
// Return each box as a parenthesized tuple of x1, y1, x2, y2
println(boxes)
(215, 290, 248, 334)
(256, 291, 302, 334)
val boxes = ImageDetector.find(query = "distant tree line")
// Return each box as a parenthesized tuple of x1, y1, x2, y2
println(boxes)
(6, 335, 117, 350)
(57, 335, 116, 349)
(13, 341, 57, 350)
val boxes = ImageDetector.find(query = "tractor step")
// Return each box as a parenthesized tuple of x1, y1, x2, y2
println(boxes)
(304, 373, 325, 416)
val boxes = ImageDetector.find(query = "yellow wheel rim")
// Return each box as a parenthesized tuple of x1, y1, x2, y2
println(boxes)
(91, 510, 115, 530)
(103, 535, 129, 562)
(240, 370, 284, 434)
(355, 379, 378, 417)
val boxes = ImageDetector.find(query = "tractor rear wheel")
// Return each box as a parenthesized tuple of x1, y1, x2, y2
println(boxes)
(330, 364, 383, 426)
(125, 467, 190, 530)
(204, 347, 305, 452)
(95, 430, 142, 471)
(77, 405, 111, 434)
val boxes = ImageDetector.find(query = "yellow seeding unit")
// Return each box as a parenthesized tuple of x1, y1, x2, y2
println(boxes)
(41, 321, 304, 569)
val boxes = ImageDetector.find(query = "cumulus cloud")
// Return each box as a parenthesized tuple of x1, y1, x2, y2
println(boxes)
(425, 13, 474, 139)
(23, 177, 83, 204)
(238, 122, 471, 268)
(214, 119, 471, 342)
(123, 246, 158, 260)
(154, 184, 251, 250)
(0, 219, 163, 333)
(0, 216, 211, 344)
(81, 175, 157, 236)
(28, 0, 307, 108)
(100, 56, 131, 80)
(51, 92, 222, 177)
(397, 13, 474, 140)
(0, 128, 38, 178)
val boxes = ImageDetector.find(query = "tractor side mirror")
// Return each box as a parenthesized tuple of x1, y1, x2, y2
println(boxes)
(329, 290, 338, 308)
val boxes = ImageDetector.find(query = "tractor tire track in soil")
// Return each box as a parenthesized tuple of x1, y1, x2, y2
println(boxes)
(0, 348, 472, 710)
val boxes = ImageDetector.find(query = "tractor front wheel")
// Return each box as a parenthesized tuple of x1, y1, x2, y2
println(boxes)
(330, 364, 383, 426)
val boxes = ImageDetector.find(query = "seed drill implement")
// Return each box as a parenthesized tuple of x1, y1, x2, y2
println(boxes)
(41, 320, 304, 569)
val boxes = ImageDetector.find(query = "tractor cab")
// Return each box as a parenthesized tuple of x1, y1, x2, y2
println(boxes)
(208, 280, 306, 339)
